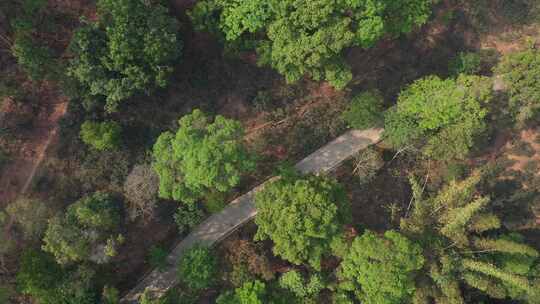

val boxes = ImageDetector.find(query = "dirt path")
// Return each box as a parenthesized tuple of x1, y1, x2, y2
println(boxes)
(121, 128, 383, 303)
(0, 95, 68, 206)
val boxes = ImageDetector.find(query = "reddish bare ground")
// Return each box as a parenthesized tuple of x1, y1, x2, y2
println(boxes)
(0, 87, 67, 206)
(495, 129, 540, 225)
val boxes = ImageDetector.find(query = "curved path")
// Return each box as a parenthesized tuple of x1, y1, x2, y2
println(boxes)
(121, 128, 383, 303)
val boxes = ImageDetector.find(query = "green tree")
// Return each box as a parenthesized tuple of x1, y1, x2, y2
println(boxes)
(401, 171, 540, 303)
(342, 90, 385, 129)
(9, 0, 57, 82)
(496, 48, 540, 125)
(68, 0, 182, 112)
(190, 0, 433, 89)
(12, 35, 55, 81)
(216, 280, 270, 304)
(80, 120, 121, 151)
(279, 270, 325, 300)
(16, 249, 100, 304)
(177, 245, 218, 290)
(338, 230, 424, 304)
(16, 249, 63, 304)
(384, 74, 492, 160)
(254, 173, 350, 269)
(152, 109, 255, 203)
(55, 264, 99, 304)
(42, 192, 122, 264)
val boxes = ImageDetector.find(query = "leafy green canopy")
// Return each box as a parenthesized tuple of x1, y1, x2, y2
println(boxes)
(401, 171, 540, 304)
(339, 230, 424, 304)
(217, 280, 268, 304)
(496, 48, 540, 126)
(177, 245, 219, 290)
(190, 0, 433, 89)
(278, 270, 324, 300)
(80, 120, 121, 151)
(8, 0, 58, 82)
(384, 74, 492, 160)
(342, 90, 385, 129)
(16, 249, 99, 304)
(12, 35, 55, 82)
(152, 109, 255, 203)
(448, 51, 482, 76)
(68, 0, 182, 112)
(254, 174, 350, 270)
(42, 192, 122, 264)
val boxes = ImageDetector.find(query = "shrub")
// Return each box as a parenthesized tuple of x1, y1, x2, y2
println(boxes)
(252, 90, 273, 113)
(174, 203, 204, 234)
(501, 0, 530, 23)
(448, 52, 482, 76)
(224, 239, 275, 282)
(204, 191, 227, 213)
(443, 162, 468, 182)
(0, 148, 10, 171)
(0, 286, 12, 304)
(123, 164, 159, 222)
(102, 286, 120, 304)
(80, 121, 121, 151)
(228, 264, 255, 287)
(148, 245, 168, 272)
(78, 148, 130, 192)
(0, 71, 25, 102)
(6, 197, 51, 241)
(177, 245, 218, 290)
(342, 91, 384, 129)
(0, 218, 16, 258)
(496, 49, 540, 125)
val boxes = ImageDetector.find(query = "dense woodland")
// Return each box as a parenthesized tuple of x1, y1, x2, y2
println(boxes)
(1, 0, 540, 303)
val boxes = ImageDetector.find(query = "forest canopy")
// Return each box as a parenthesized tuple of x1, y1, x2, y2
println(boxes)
(67, 0, 182, 112)
(190, 0, 434, 89)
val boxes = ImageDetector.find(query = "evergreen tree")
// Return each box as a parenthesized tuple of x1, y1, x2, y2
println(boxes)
(401, 171, 540, 303)
(384, 75, 492, 160)
(152, 109, 255, 203)
(338, 230, 424, 304)
(190, 0, 433, 89)
(68, 0, 182, 112)
(254, 173, 350, 269)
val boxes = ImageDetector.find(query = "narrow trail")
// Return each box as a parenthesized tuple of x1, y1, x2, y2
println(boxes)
(0, 97, 68, 205)
(121, 128, 383, 303)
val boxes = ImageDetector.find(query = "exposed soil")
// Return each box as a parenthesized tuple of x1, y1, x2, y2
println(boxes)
(505, 129, 540, 176)
(0, 86, 67, 206)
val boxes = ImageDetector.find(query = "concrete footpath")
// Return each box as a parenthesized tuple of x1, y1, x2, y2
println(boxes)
(121, 128, 383, 303)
